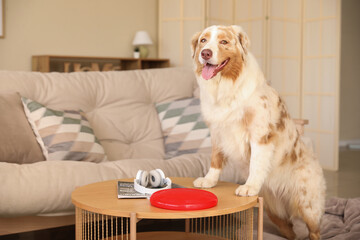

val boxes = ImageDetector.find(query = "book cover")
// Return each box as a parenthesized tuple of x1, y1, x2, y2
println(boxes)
(117, 181, 148, 199)
(117, 181, 185, 199)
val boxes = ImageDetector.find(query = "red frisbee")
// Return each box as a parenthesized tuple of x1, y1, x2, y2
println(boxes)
(150, 188, 218, 210)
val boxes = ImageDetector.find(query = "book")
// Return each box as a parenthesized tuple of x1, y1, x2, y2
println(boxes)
(117, 181, 184, 199)
(117, 181, 147, 199)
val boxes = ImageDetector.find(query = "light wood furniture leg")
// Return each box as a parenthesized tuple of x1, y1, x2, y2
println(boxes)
(75, 207, 82, 240)
(257, 197, 263, 240)
(185, 219, 190, 233)
(130, 212, 137, 240)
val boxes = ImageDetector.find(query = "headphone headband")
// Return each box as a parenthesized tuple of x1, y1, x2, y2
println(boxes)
(134, 169, 172, 195)
(134, 177, 172, 195)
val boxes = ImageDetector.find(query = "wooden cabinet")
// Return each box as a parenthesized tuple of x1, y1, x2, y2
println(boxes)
(32, 55, 170, 72)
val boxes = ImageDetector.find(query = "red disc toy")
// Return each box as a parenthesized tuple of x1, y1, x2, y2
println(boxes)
(150, 188, 218, 210)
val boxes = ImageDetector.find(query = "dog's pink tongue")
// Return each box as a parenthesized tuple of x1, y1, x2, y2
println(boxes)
(202, 64, 217, 80)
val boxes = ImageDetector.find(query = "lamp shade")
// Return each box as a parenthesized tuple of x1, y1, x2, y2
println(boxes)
(132, 31, 153, 46)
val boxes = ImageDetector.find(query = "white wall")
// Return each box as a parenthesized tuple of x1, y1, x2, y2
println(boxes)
(340, 0, 360, 143)
(0, 0, 158, 71)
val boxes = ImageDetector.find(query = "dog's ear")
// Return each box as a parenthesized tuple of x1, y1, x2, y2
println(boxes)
(191, 31, 201, 59)
(231, 25, 250, 54)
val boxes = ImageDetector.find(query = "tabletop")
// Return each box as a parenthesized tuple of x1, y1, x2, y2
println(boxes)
(71, 177, 258, 219)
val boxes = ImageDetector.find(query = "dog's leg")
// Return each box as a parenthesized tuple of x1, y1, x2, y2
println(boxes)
(235, 141, 273, 196)
(193, 141, 225, 188)
(299, 205, 321, 240)
(266, 209, 296, 240)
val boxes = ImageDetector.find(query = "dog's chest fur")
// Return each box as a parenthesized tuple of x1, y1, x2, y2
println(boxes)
(198, 74, 262, 175)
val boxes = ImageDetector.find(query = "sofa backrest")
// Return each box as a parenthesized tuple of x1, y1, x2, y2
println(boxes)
(0, 67, 197, 160)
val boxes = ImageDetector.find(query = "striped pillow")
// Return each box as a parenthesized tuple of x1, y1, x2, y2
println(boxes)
(21, 97, 107, 162)
(156, 98, 211, 159)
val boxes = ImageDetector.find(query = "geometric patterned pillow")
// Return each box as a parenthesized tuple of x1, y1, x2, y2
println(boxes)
(21, 97, 107, 163)
(156, 98, 211, 159)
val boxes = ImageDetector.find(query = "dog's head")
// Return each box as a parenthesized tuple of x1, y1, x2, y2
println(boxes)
(191, 25, 250, 82)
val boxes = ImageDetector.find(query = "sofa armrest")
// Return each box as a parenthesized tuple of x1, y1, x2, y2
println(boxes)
(293, 118, 309, 135)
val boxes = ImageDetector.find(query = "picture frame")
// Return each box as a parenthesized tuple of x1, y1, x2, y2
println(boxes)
(0, 0, 4, 38)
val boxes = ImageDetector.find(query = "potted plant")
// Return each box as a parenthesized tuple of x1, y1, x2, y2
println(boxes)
(133, 47, 140, 59)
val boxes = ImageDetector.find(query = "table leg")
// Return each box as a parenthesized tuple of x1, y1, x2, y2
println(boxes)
(185, 219, 190, 233)
(130, 213, 137, 240)
(257, 197, 263, 240)
(75, 207, 83, 240)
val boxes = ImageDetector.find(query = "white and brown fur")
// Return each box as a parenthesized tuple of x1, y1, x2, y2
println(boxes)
(191, 25, 325, 240)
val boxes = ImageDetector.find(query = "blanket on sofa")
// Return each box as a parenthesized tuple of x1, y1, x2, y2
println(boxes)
(261, 197, 360, 240)
(320, 197, 360, 239)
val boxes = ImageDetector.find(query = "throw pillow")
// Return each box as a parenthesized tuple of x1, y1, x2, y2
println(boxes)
(21, 97, 107, 163)
(0, 92, 45, 164)
(156, 98, 211, 159)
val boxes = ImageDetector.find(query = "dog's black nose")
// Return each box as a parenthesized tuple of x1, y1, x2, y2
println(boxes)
(201, 49, 213, 60)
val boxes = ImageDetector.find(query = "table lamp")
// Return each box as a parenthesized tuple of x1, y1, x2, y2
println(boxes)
(132, 31, 153, 58)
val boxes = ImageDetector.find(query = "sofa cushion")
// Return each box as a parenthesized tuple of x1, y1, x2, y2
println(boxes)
(0, 154, 212, 216)
(21, 97, 107, 162)
(156, 98, 211, 159)
(0, 92, 45, 164)
(0, 151, 256, 216)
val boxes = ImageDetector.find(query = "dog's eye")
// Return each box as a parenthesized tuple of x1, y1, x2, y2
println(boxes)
(220, 40, 228, 45)
(201, 38, 207, 43)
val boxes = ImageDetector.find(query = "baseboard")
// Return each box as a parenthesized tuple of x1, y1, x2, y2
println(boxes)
(339, 139, 360, 149)
(339, 140, 348, 147)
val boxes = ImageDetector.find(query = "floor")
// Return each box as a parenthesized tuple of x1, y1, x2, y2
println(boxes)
(324, 148, 360, 199)
(0, 226, 75, 240)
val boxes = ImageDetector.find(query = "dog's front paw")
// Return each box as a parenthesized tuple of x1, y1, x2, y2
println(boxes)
(193, 177, 217, 188)
(235, 184, 259, 196)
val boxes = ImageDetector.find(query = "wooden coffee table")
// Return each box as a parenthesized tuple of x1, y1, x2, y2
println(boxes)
(71, 177, 263, 240)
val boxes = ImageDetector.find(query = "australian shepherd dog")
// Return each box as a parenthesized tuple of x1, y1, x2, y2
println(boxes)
(191, 25, 325, 240)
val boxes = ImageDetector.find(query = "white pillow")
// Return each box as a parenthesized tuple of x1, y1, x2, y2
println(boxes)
(156, 98, 211, 159)
(22, 97, 107, 162)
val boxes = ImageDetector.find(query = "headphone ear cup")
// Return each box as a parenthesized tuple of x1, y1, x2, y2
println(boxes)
(139, 170, 149, 187)
(149, 170, 163, 188)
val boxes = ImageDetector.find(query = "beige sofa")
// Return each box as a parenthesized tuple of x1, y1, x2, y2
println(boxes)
(0, 67, 315, 238)
(0, 67, 251, 220)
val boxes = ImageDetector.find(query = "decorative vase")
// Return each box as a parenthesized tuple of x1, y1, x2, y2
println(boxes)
(139, 45, 149, 58)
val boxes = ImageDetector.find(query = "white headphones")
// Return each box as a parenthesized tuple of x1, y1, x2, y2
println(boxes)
(134, 169, 172, 195)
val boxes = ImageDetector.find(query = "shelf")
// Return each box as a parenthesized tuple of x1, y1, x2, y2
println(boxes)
(32, 55, 170, 72)
(104, 231, 227, 240)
